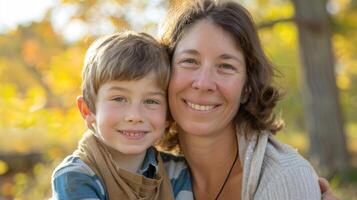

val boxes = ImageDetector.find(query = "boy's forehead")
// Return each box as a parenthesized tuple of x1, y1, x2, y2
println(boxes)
(101, 74, 166, 94)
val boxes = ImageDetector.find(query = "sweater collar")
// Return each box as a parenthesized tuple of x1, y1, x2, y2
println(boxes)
(236, 127, 270, 200)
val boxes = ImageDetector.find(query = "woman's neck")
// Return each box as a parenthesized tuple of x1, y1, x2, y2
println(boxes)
(179, 123, 238, 184)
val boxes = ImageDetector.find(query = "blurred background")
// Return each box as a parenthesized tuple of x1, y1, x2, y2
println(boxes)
(0, 0, 356, 199)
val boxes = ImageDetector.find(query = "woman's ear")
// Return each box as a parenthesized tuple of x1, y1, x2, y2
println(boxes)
(77, 96, 96, 125)
(241, 85, 250, 104)
(165, 120, 170, 129)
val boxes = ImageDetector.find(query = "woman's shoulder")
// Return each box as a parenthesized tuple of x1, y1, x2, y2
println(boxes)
(255, 136, 321, 199)
(263, 136, 315, 171)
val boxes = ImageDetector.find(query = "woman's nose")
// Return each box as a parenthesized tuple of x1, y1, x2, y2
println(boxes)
(192, 66, 217, 92)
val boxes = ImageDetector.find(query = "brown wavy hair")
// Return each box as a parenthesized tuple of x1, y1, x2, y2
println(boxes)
(157, 0, 283, 153)
(82, 31, 170, 113)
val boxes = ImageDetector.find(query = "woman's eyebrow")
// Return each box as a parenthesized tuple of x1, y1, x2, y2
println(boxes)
(176, 49, 200, 56)
(219, 53, 244, 64)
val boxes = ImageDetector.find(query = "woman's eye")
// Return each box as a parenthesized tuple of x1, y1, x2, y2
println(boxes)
(183, 58, 197, 64)
(144, 99, 160, 105)
(218, 64, 237, 73)
(112, 97, 127, 102)
(178, 58, 198, 65)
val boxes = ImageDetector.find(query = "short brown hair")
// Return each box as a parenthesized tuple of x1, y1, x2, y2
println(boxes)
(82, 31, 170, 112)
(159, 0, 283, 152)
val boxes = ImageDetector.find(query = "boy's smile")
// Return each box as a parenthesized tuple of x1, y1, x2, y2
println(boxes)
(117, 130, 148, 140)
(86, 72, 168, 155)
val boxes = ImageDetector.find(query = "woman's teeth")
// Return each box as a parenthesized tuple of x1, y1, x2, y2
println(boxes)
(187, 101, 215, 111)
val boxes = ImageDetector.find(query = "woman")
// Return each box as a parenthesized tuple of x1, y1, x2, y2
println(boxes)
(159, 0, 322, 199)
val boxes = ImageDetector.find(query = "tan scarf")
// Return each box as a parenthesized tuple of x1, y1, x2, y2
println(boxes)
(73, 131, 174, 200)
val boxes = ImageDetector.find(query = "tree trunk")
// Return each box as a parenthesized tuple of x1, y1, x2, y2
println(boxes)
(291, 0, 350, 177)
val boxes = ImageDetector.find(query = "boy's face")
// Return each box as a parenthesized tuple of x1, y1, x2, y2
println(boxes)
(81, 72, 168, 155)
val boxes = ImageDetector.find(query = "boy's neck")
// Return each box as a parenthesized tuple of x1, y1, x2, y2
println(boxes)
(107, 147, 147, 174)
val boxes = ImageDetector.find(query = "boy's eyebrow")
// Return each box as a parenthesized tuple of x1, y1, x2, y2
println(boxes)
(108, 86, 166, 97)
(109, 86, 128, 92)
(146, 91, 166, 97)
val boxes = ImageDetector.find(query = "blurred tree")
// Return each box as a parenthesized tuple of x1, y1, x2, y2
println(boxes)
(291, 0, 350, 177)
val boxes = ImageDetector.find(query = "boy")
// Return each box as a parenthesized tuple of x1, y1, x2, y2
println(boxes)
(51, 31, 175, 200)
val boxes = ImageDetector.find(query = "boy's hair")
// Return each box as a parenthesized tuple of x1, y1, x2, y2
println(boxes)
(82, 31, 170, 113)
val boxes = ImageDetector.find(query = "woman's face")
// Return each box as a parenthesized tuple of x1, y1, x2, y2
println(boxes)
(169, 19, 247, 136)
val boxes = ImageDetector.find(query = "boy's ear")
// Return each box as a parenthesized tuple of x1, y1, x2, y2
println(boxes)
(77, 96, 95, 125)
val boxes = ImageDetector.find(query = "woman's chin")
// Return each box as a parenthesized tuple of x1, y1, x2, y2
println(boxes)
(179, 123, 217, 137)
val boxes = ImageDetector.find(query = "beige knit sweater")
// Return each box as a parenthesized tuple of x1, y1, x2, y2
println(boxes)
(238, 130, 321, 200)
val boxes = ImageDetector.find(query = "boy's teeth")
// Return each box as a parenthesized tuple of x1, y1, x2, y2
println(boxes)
(187, 101, 215, 111)
(120, 131, 145, 137)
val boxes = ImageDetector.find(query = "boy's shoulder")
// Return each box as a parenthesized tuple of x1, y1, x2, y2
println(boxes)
(51, 155, 107, 200)
(159, 151, 188, 178)
(159, 151, 193, 199)
(160, 151, 186, 162)
(52, 155, 96, 178)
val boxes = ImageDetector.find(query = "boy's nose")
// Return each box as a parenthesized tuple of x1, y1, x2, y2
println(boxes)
(124, 105, 144, 124)
(125, 117, 143, 123)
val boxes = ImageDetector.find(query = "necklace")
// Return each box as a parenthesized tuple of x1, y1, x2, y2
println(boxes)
(191, 145, 239, 200)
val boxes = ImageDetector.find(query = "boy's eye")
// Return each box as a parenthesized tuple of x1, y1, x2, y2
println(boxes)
(144, 99, 160, 105)
(112, 96, 127, 102)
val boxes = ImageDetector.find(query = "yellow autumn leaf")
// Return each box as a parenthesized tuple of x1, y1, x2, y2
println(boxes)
(14, 173, 27, 186)
(267, 4, 294, 19)
(13, 140, 30, 153)
(257, 0, 270, 6)
(22, 39, 40, 65)
(0, 160, 9, 175)
(47, 147, 64, 160)
(1, 84, 17, 100)
(337, 74, 351, 90)
(1, 182, 14, 196)
(111, 16, 131, 30)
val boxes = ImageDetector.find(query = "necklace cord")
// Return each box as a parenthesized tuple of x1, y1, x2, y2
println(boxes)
(191, 145, 239, 200)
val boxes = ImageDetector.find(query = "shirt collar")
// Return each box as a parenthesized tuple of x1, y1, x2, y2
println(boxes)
(138, 147, 158, 178)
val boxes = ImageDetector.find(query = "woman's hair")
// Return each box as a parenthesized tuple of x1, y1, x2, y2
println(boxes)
(158, 0, 283, 153)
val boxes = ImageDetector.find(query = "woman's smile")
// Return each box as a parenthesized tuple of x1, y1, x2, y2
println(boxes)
(183, 99, 220, 112)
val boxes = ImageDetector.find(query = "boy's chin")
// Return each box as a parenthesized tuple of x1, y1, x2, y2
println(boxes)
(115, 145, 149, 155)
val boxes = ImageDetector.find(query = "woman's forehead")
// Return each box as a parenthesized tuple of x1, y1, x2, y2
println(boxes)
(174, 20, 244, 59)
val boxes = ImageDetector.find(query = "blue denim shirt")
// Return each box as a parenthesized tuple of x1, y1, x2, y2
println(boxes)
(51, 147, 193, 200)
(161, 152, 193, 199)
